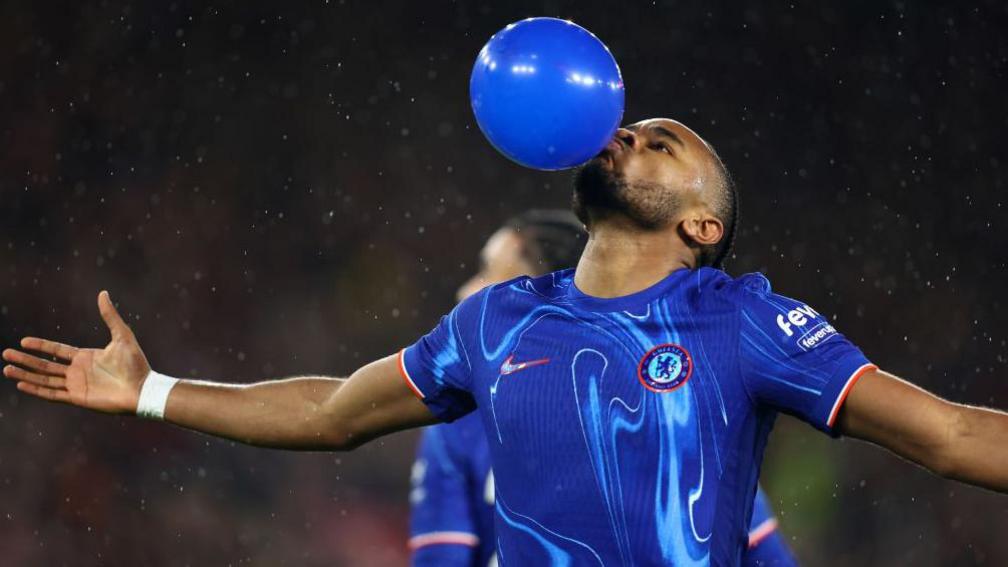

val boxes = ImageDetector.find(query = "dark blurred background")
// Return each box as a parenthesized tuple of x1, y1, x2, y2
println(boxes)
(1, 1, 1006, 565)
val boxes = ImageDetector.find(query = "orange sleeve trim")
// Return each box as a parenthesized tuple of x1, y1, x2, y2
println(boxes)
(398, 349, 425, 400)
(747, 518, 779, 549)
(827, 363, 878, 428)
(408, 531, 480, 550)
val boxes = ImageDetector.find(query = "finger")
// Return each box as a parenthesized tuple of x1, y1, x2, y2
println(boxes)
(2, 349, 69, 376)
(4, 364, 67, 389)
(98, 290, 132, 340)
(16, 381, 72, 404)
(18, 337, 79, 362)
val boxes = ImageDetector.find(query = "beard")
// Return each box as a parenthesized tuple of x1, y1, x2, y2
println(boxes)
(572, 160, 681, 230)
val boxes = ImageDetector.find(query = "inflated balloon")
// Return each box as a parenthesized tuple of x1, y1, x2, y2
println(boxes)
(470, 18, 625, 170)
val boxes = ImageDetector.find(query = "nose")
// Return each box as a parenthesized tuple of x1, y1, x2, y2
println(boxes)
(614, 127, 638, 150)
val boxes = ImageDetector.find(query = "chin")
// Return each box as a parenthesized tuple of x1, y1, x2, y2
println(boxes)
(573, 163, 677, 230)
(573, 160, 624, 224)
(575, 159, 621, 195)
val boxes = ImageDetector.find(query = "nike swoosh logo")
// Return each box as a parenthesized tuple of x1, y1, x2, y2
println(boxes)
(500, 354, 550, 376)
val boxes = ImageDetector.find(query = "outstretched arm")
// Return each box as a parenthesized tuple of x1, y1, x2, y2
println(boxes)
(162, 355, 437, 449)
(2, 291, 438, 450)
(837, 368, 1008, 492)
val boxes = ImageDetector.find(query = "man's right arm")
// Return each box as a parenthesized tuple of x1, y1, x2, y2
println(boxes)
(163, 355, 438, 450)
(3, 291, 439, 450)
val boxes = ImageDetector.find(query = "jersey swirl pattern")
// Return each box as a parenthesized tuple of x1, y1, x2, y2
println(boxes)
(409, 412, 797, 567)
(401, 268, 874, 566)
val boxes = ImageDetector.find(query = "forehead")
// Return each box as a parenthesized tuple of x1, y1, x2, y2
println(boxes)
(627, 118, 712, 152)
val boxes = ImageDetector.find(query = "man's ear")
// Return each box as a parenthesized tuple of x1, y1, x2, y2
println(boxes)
(680, 212, 724, 247)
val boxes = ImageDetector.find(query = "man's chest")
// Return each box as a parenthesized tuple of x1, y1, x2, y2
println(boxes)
(470, 309, 740, 449)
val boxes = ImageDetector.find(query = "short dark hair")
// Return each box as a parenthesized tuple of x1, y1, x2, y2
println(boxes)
(505, 209, 587, 275)
(700, 152, 738, 270)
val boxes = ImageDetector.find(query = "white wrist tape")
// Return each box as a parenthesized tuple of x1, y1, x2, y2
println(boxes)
(136, 370, 179, 420)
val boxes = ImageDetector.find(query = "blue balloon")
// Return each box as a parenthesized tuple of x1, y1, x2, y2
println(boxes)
(470, 18, 625, 171)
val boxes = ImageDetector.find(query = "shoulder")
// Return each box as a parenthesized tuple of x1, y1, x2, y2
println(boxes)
(491, 268, 574, 297)
(684, 268, 774, 308)
(711, 269, 773, 298)
(465, 269, 574, 310)
(707, 271, 818, 330)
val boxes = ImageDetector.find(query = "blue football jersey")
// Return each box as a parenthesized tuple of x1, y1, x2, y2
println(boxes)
(409, 412, 797, 567)
(401, 268, 873, 566)
(409, 413, 496, 567)
(745, 489, 797, 566)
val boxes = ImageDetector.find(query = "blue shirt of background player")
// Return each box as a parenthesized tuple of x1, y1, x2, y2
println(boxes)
(409, 411, 798, 566)
(400, 267, 874, 566)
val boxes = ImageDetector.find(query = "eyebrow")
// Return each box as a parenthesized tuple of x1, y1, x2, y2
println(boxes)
(650, 126, 685, 147)
(627, 123, 686, 147)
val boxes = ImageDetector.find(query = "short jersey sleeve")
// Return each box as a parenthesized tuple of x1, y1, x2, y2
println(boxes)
(409, 426, 480, 565)
(399, 290, 483, 422)
(744, 488, 796, 567)
(736, 274, 876, 435)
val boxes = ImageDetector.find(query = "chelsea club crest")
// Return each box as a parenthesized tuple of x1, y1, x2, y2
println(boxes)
(637, 343, 693, 393)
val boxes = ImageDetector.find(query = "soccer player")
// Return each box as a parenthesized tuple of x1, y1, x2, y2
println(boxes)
(409, 210, 796, 566)
(5, 118, 1008, 566)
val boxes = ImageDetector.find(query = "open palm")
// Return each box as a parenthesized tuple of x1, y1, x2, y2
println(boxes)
(2, 291, 150, 414)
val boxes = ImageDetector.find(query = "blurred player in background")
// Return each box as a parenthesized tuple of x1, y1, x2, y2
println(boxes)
(408, 210, 796, 566)
(6, 118, 1008, 565)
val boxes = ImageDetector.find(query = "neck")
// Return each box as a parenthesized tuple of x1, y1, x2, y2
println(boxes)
(573, 220, 695, 299)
